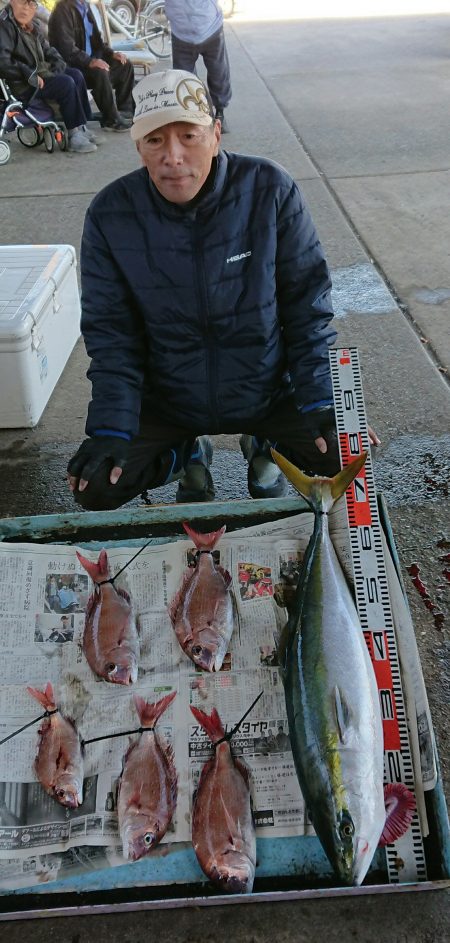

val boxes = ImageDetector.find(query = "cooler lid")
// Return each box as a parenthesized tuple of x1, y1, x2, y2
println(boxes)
(0, 245, 76, 340)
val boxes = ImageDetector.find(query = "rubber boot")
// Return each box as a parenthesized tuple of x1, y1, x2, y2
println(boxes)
(176, 436, 215, 503)
(239, 435, 288, 499)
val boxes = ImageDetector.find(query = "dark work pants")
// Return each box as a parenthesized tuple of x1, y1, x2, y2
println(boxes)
(82, 58, 134, 124)
(171, 26, 231, 111)
(32, 67, 91, 130)
(73, 395, 340, 512)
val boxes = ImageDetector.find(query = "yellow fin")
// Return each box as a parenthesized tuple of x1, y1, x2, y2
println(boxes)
(330, 452, 367, 501)
(271, 449, 367, 505)
(270, 450, 316, 499)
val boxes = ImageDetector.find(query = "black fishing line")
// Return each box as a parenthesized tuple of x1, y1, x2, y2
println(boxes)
(82, 726, 155, 747)
(96, 536, 156, 587)
(215, 690, 264, 747)
(0, 709, 58, 747)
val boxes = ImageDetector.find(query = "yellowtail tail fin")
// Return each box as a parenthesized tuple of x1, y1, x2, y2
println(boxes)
(270, 449, 367, 509)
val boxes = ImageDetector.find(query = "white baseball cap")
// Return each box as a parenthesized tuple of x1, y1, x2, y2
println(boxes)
(131, 70, 214, 142)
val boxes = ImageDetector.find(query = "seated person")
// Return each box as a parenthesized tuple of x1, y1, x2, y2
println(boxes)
(48, 0, 134, 132)
(56, 584, 79, 611)
(0, 0, 97, 153)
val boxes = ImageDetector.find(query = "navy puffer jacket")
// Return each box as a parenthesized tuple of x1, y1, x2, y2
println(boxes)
(81, 150, 336, 437)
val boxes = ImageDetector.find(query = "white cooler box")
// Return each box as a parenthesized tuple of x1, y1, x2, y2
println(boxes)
(0, 245, 81, 428)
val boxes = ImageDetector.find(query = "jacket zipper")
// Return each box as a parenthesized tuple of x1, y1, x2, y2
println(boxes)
(193, 215, 219, 431)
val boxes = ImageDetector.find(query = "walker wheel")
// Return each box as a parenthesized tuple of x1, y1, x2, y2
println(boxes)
(17, 126, 42, 148)
(55, 126, 67, 151)
(43, 127, 55, 153)
(0, 139, 10, 165)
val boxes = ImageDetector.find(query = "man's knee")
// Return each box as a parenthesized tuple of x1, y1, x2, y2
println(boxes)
(66, 66, 85, 87)
(72, 481, 128, 512)
(89, 67, 112, 89)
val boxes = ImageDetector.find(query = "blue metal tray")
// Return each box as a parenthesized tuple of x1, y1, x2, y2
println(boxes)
(0, 497, 448, 919)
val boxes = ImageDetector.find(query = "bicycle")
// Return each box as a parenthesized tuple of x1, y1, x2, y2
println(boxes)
(106, 0, 172, 59)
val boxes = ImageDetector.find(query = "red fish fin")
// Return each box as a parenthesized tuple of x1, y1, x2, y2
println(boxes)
(183, 523, 226, 551)
(27, 682, 56, 712)
(76, 548, 109, 583)
(116, 585, 131, 605)
(378, 783, 416, 846)
(216, 565, 232, 587)
(163, 743, 178, 804)
(168, 569, 194, 625)
(234, 756, 251, 787)
(133, 691, 176, 729)
(190, 705, 225, 743)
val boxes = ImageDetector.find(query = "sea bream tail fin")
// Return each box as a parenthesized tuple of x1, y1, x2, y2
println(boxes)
(76, 548, 109, 583)
(27, 682, 57, 712)
(133, 691, 176, 729)
(183, 523, 226, 551)
(378, 783, 416, 846)
(271, 449, 367, 512)
(190, 705, 225, 744)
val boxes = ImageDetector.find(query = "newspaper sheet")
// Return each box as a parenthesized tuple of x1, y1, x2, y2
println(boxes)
(0, 501, 431, 891)
(0, 509, 320, 891)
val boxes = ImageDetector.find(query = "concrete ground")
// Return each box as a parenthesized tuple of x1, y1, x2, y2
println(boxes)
(0, 3, 449, 938)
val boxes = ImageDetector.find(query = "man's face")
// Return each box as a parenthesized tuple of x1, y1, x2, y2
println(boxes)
(136, 120, 221, 204)
(10, 0, 37, 28)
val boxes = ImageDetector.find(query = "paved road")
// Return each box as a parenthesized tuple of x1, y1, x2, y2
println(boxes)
(0, 6, 449, 938)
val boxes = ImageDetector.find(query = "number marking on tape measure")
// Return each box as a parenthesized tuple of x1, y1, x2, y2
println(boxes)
(330, 347, 427, 883)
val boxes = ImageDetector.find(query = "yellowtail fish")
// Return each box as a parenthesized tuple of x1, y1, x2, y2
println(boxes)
(272, 450, 415, 886)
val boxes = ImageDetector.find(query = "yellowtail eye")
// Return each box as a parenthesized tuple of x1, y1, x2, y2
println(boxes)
(339, 814, 355, 839)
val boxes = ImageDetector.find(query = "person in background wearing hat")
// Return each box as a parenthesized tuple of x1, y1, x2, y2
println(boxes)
(67, 69, 380, 510)
(0, 0, 96, 152)
(48, 0, 134, 132)
(165, 0, 231, 132)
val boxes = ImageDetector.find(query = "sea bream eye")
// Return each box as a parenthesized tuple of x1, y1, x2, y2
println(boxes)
(144, 833, 153, 846)
(192, 645, 203, 656)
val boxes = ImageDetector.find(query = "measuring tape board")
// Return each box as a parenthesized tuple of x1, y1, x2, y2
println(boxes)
(330, 347, 427, 884)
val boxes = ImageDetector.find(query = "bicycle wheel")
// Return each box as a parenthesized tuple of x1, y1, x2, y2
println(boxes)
(142, 2, 171, 59)
(110, 0, 137, 26)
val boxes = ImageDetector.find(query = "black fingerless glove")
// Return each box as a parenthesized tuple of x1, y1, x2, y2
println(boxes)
(298, 405, 337, 441)
(67, 436, 130, 482)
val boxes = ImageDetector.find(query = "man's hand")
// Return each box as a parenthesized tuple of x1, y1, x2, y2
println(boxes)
(89, 58, 109, 71)
(37, 76, 44, 89)
(113, 52, 127, 65)
(67, 437, 130, 493)
(299, 405, 381, 454)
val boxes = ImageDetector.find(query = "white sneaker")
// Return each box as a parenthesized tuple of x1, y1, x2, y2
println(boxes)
(68, 129, 97, 153)
(82, 126, 100, 145)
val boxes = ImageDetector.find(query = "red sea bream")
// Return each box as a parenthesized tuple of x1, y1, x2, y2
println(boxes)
(118, 692, 177, 861)
(77, 548, 140, 684)
(27, 682, 84, 808)
(169, 524, 234, 672)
